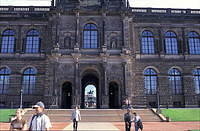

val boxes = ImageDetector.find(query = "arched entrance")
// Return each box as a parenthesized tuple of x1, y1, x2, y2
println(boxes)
(109, 82, 120, 109)
(81, 73, 99, 109)
(61, 82, 72, 109)
(84, 85, 97, 108)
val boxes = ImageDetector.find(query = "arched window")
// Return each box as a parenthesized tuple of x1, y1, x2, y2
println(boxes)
(193, 69, 200, 94)
(24, 29, 40, 53)
(144, 68, 157, 95)
(165, 31, 178, 54)
(168, 68, 183, 95)
(0, 67, 11, 94)
(141, 31, 155, 54)
(0, 29, 15, 53)
(22, 68, 37, 94)
(83, 23, 98, 49)
(188, 32, 200, 54)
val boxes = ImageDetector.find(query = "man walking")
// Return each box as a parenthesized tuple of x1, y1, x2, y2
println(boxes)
(71, 106, 81, 131)
(124, 108, 132, 131)
(28, 101, 52, 131)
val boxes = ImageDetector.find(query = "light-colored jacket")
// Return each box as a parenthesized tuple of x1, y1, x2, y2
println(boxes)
(134, 115, 142, 123)
(28, 114, 52, 131)
(71, 110, 81, 121)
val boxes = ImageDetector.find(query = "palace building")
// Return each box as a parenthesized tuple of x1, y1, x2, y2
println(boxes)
(0, 0, 200, 109)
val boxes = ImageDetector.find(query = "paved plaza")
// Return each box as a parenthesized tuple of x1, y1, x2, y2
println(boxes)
(0, 122, 199, 131)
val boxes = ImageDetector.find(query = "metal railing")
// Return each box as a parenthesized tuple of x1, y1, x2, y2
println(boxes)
(0, 6, 51, 12)
(0, 6, 199, 16)
(131, 7, 200, 15)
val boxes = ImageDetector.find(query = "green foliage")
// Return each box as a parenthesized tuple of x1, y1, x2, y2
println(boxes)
(161, 109, 200, 122)
(0, 109, 16, 122)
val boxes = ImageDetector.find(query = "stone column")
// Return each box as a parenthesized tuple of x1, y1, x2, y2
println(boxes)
(102, 11, 106, 46)
(181, 27, 187, 55)
(100, 53, 109, 108)
(102, 62, 109, 108)
(158, 28, 164, 55)
(75, 10, 80, 49)
(122, 62, 127, 97)
(72, 53, 81, 108)
(121, 15, 131, 48)
(121, 53, 133, 105)
(17, 25, 22, 53)
(48, 54, 60, 108)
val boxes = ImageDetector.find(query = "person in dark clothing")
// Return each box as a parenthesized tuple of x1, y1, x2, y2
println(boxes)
(124, 108, 133, 131)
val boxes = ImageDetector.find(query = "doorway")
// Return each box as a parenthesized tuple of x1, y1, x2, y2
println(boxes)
(81, 73, 99, 109)
(84, 84, 97, 108)
(109, 82, 120, 108)
(61, 82, 72, 109)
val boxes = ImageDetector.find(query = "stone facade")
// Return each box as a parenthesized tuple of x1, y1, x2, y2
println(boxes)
(0, 0, 200, 108)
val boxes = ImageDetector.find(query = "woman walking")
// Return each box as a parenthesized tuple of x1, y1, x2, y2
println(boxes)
(10, 109, 27, 131)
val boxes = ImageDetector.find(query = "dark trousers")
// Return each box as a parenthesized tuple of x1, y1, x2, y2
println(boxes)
(125, 122, 131, 131)
(135, 125, 139, 131)
(73, 119, 78, 131)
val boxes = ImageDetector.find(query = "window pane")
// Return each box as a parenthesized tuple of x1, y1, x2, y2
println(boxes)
(168, 68, 183, 95)
(188, 32, 200, 54)
(22, 68, 36, 94)
(165, 32, 178, 54)
(0, 68, 10, 94)
(144, 68, 157, 95)
(193, 69, 200, 94)
(25, 30, 40, 53)
(1, 30, 15, 53)
(141, 31, 155, 54)
(83, 24, 98, 49)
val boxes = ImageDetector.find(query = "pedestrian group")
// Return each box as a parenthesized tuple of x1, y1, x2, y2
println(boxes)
(10, 101, 143, 131)
(124, 108, 143, 131)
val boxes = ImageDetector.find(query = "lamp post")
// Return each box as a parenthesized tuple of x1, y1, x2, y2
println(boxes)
(20, 89, 23, 109)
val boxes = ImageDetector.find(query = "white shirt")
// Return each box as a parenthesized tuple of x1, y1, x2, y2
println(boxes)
(28, 114, 52, 131)
(134, 115, 142, 123)
(71, 110, 81, 121)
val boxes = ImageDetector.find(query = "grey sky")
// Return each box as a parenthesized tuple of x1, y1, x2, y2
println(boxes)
(0, 0, 200, 9)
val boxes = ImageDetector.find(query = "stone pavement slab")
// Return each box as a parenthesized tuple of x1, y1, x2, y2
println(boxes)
(63, 122, 120, 131)
(1, 121, 200, 131)
(114, 122, 200, 131)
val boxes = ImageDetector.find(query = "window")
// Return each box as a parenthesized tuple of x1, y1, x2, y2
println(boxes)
(188, 32, 200, 54)
(168, 68, 183, 95)
(83, 23, 98, 49)
(165, 31, 178, 54)
(0, 67, 11, 94)
(24, 29, 40, 53)
(141, 31, 155, 54)
(144, 68, 157, 95)
(193, 69, 200, 94)
(0, 29, 15, 53)
(22, 68, 37, 94)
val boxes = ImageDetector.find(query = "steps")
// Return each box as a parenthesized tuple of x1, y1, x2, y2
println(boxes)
(23, 109, 161, 122)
